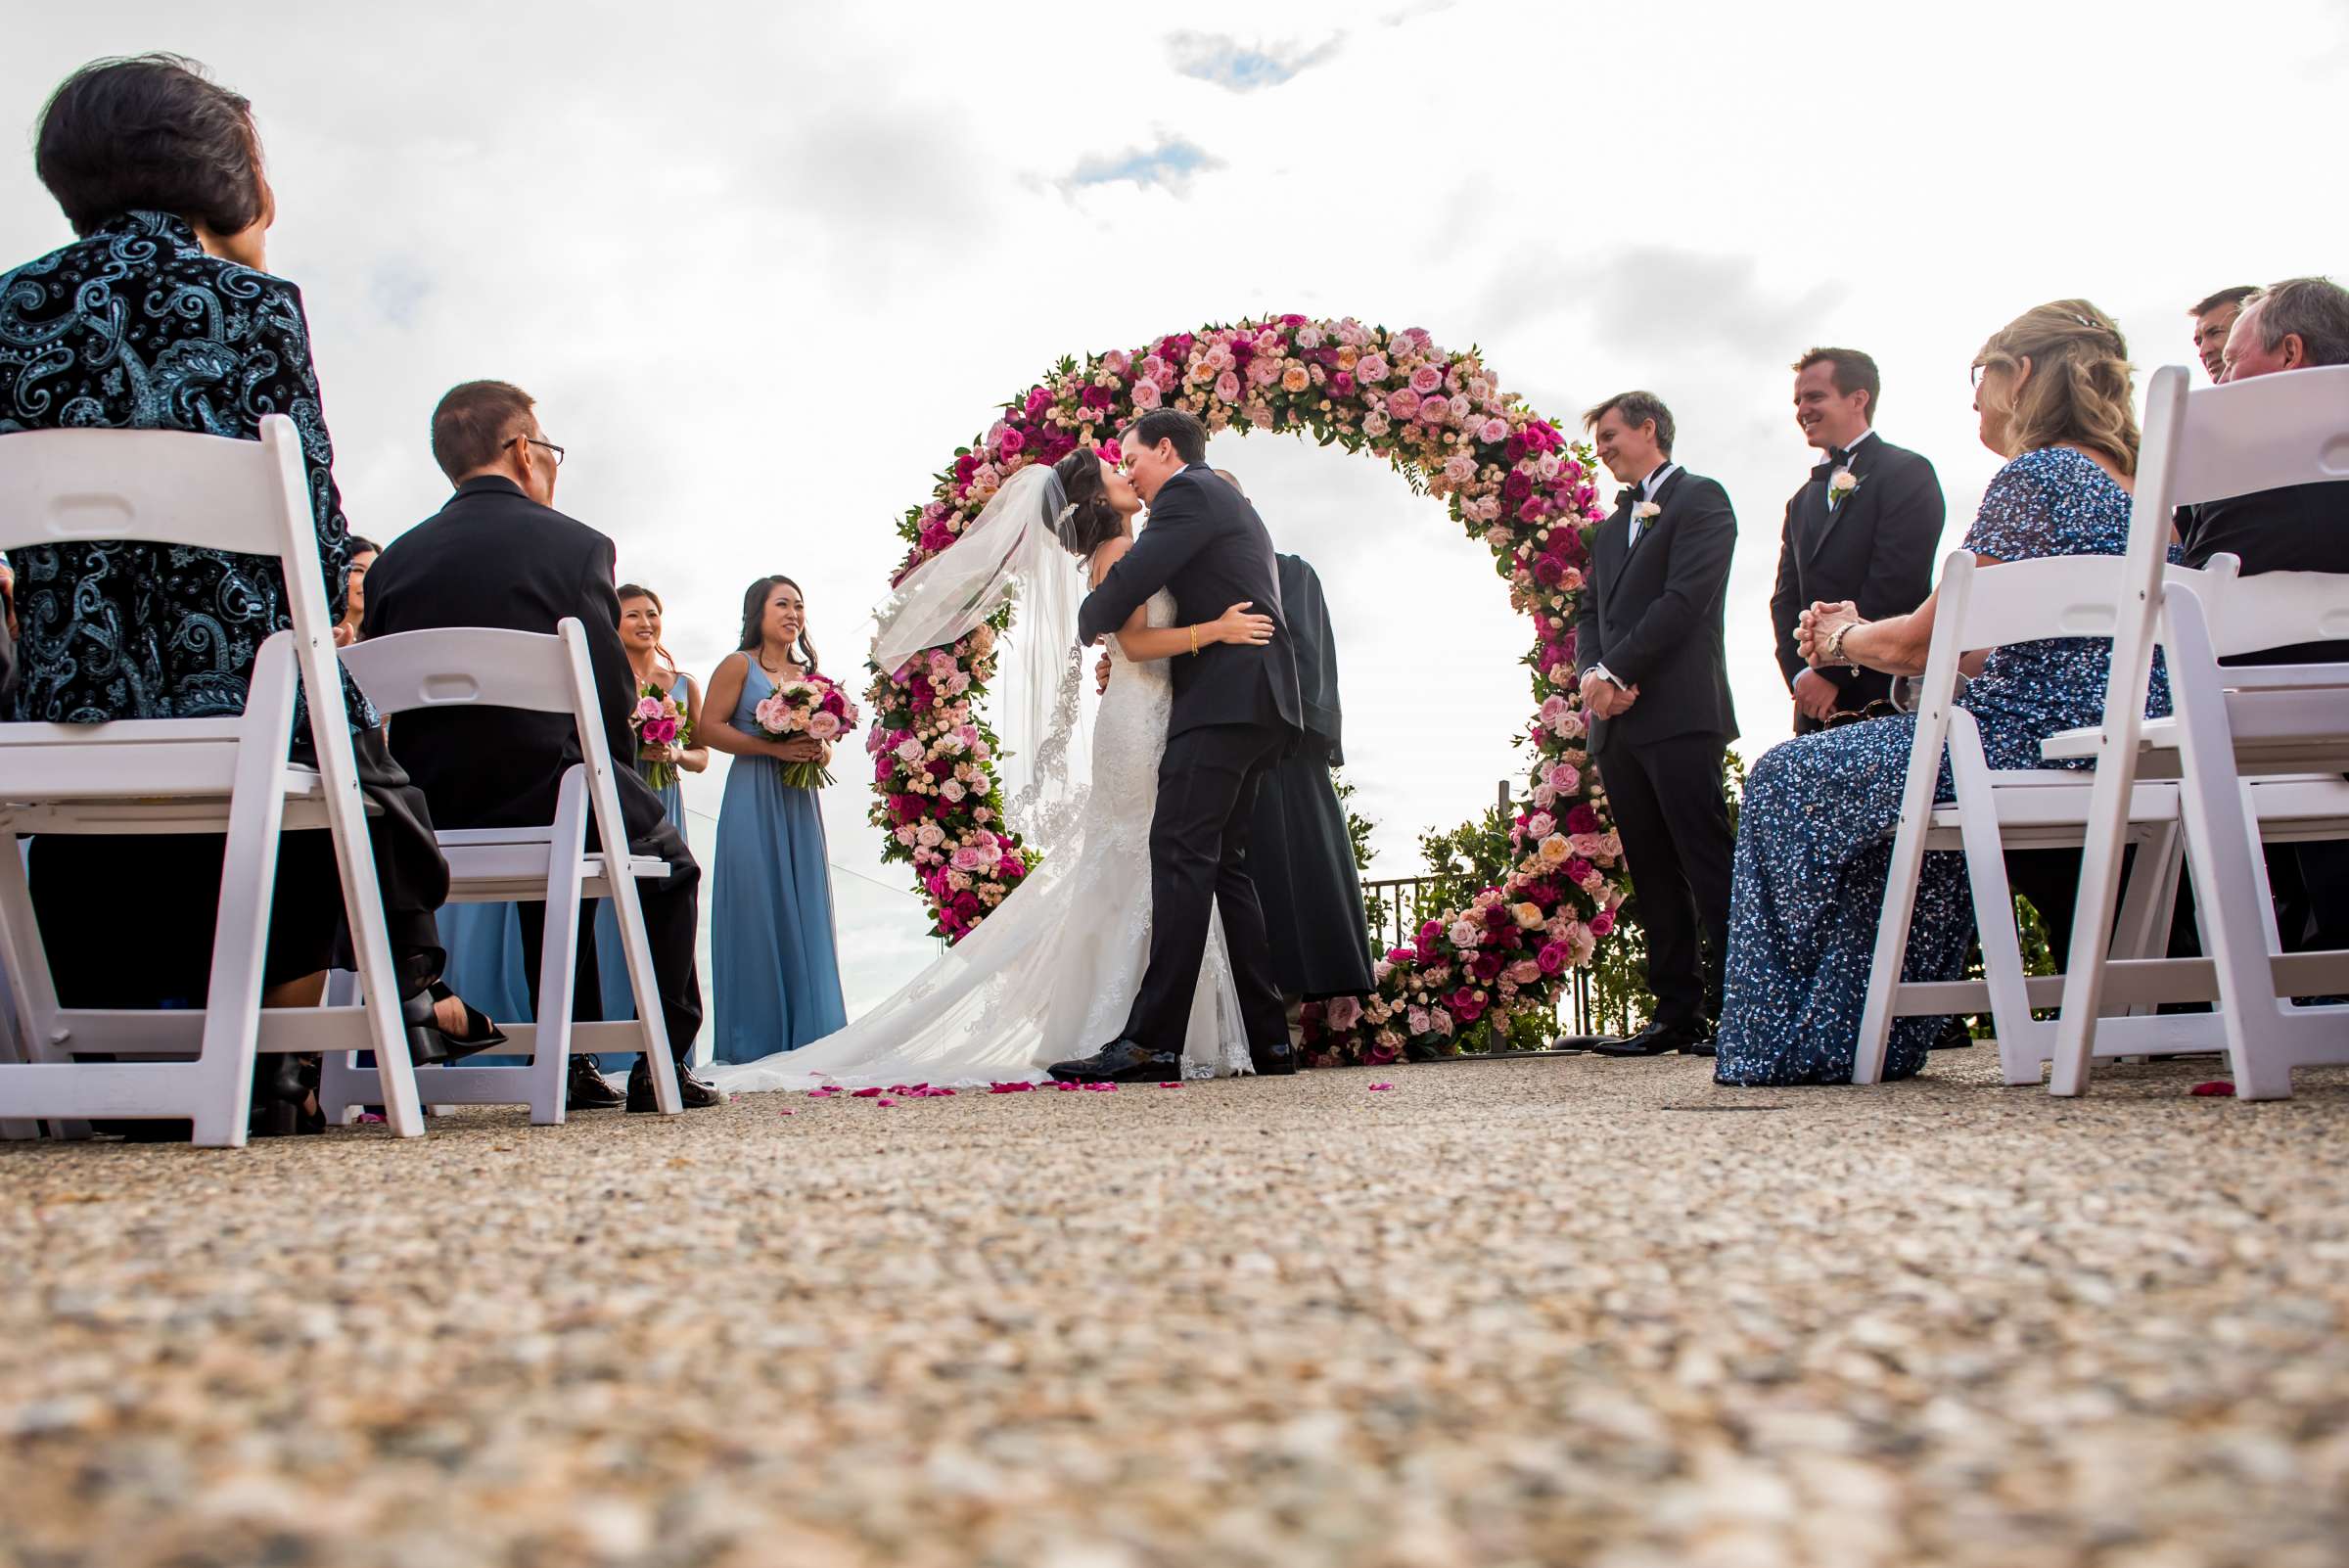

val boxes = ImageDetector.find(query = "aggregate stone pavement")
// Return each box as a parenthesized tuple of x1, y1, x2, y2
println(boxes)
(3, 1052, 2346, 1568)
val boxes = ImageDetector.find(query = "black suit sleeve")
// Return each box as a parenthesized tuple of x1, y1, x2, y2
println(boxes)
(1574, 526, 1608, 678)
(1601, 480, 1736, 687)
(576, 541, 639, 770)
(1854, 452, 1946, 623)
(1770, 491, 1806, 692)
(1077, 481, 1217, 645)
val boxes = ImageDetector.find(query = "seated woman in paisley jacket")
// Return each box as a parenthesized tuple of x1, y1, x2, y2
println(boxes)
(1, 54, 500, 1097)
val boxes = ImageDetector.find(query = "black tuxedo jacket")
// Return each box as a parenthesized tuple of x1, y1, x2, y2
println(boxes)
(1078, 464, 1304, 739)
(2181, 478, 2349, 666)
(1769, 434, 1944, 711)
(361, 476, 662, 840)
(1575, 466, 1739, 752)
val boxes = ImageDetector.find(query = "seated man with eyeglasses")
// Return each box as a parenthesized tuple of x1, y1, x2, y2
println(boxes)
(361, 380, 721, 1111)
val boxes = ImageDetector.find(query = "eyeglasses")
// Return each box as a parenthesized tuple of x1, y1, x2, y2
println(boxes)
(1821, 698, 1900, 729)
(519, 436, 566, 467)
(1968, 364, 1989, 390)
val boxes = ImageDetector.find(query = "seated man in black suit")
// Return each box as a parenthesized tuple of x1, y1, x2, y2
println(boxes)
(2188, 276, 2349, 960)
(362, 381, 718, 1110)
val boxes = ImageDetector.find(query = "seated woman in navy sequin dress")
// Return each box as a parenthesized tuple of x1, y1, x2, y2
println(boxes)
(1715, 301, 2168, 1086)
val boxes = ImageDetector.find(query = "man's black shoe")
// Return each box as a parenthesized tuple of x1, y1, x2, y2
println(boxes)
(1929, 1017, 1976, 1050)
(626, 1058, 723, 1111)
(568, 1058, 625, 1110)
(1251, 1038, 1299, 1077)
(1591, 1019, 1712, 1057)
(1048, 1038, 1181, 1084)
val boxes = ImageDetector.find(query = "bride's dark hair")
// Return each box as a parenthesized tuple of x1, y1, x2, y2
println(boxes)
(1050, 448, 1124, 560)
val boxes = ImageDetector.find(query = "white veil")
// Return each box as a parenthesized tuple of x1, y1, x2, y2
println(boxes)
(870, 463, 1093, 853)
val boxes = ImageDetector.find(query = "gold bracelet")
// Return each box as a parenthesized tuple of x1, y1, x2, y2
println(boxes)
(1189, 624, 1199, 656)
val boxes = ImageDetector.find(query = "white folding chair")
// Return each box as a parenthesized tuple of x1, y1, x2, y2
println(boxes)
(1851, 548, 2202, 1086)
(0, 417, 422, 1146)
(2046, 362, 2349, 1097)
(319, 620, 684, 1124)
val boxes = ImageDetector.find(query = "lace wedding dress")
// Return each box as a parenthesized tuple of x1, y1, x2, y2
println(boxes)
(708, 589, 1253, 1092)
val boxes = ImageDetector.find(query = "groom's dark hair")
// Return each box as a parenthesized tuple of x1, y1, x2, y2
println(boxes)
(1129, 407, 1208, 465)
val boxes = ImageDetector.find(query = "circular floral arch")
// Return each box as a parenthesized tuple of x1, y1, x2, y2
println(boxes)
(865, 315, 1629, 1066)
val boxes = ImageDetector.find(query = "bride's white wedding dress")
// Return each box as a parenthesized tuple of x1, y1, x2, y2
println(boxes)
(708, 588, 1253, 1092)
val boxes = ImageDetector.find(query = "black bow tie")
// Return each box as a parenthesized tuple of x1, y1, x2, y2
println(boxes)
(1811, 459, 1836, 483)
(1617, 486, 1639, 512)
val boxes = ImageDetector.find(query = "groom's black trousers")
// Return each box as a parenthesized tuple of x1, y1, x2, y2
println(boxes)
(1122, 720, 1293, 1057)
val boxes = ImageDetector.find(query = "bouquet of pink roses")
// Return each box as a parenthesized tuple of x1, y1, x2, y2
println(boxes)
(753, 672, 860, 788)
(631, 683, 691, 789)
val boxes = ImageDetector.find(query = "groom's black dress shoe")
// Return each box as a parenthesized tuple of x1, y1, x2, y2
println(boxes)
(1251, 1038, 1299, 1077)
(1591, 1019, 1715, 1058)
(1048, 1038, 1181, 1084)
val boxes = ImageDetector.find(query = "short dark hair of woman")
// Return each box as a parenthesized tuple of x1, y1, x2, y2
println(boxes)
(36, 54, 265, 239)
(1128, 407, 1208, 465)
(735, 575, 819, 673)
(1052, 448, 1125, 558)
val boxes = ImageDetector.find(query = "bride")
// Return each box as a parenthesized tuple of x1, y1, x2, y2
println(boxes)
(708, 449, 1276, 1092)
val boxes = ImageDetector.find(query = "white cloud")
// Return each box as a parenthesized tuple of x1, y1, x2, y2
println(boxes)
(5, 0, 2343, 1019)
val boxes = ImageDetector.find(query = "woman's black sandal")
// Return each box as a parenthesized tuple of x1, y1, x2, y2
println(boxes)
(403, 981, 509, 1065)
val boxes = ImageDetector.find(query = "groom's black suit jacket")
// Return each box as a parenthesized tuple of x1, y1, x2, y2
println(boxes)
(1574, 466, 1739, 753)
(1768, 433, 1944, 723)
(1077, 464, 1304, 739)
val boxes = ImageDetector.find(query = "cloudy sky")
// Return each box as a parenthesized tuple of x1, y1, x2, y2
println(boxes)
(6, 0, 2342, 1019)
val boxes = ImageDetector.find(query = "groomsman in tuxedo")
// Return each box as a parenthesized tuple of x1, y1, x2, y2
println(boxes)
(1575, 392, 1738, 1057)
(1769, 348, 1945, 733)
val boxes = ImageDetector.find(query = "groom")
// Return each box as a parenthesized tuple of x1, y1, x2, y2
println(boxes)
(1051, 409, 1305, 1083)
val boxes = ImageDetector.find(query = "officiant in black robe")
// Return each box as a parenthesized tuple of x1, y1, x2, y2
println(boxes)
(1245, 551, 1376, 999)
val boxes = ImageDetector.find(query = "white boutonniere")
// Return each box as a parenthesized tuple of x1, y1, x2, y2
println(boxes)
(1827, 469, 1861, 509)
(1633, 501, 1661, 524)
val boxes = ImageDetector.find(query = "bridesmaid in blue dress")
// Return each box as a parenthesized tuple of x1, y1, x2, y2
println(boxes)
(705, 576, 848, 1063)
(591, 585, 710, 1062)
(1716, 301, 2171, 1086)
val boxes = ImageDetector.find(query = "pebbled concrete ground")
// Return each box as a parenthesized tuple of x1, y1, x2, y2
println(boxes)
(3, 1051, 2346, 1568)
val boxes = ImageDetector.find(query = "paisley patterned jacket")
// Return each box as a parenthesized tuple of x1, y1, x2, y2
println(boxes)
(0, 209, 369, 725)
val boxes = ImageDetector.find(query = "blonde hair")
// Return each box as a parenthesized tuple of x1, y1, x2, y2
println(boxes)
(1972, 300, 2139, 477)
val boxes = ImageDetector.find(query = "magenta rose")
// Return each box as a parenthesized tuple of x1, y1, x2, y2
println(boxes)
(1331, 370, 1357, 396)
(1537, 943, 1568, 975)
(1589, 908, 1616, 937)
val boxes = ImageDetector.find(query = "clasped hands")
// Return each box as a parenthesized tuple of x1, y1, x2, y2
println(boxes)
(775, 736, 830, 764)
(1794, 599, 1863, 669)
(1577, 669, 1639, 719)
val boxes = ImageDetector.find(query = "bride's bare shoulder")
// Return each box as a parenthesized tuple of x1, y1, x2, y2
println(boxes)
(1087, 535, 1132, 588)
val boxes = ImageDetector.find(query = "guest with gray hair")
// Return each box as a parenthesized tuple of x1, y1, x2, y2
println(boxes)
(2219, 275, 2349, 381)
(2186, 272, 2349, 966)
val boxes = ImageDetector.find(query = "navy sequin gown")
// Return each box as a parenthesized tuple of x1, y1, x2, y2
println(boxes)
(1715, 447, 2170, 1086)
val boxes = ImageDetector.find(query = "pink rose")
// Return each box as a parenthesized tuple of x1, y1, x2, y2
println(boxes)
(1445, 453, 1477, 484)
(1326, 995, 1363, 1031)
(1215, 370, 1242, 403)
(1386, 388, 1422, 420)
(1508, 959, 1543, 985)
(1537, 942, 1568, 975)
(1357, 352, 1391, 383)
(1478, 417, 1510, 443)
(1409, 365, 1443, 395)
(806, 711, 842, 741)
(949, 845, 987, 873)
(1131, 377, 1162, 409)
(1420, 395, 1448, 425)
(1588, 908, 1616, 937)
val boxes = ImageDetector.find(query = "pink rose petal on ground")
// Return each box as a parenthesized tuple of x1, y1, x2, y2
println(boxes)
(1367, 1083, 1394, 1091)
(875, 1097, 897, 1107)
(1158, 1081, 1183, 1088)
(2191, 1081, 2235, 1096)
(807, 1087, 839, 1098)
(852, 1087, 884, 1098)
(356, 1112, 387, 1124)
(777, 1109, 795, 1116)
(1084, 1082, 1118, 1092)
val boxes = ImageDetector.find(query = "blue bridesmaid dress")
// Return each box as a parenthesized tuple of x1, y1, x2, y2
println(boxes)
(712, 661, 848, 1063)
(591, 674, 693, 1068)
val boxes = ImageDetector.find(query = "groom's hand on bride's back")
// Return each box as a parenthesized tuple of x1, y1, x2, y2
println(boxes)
(1096, 644, 1113, 694)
